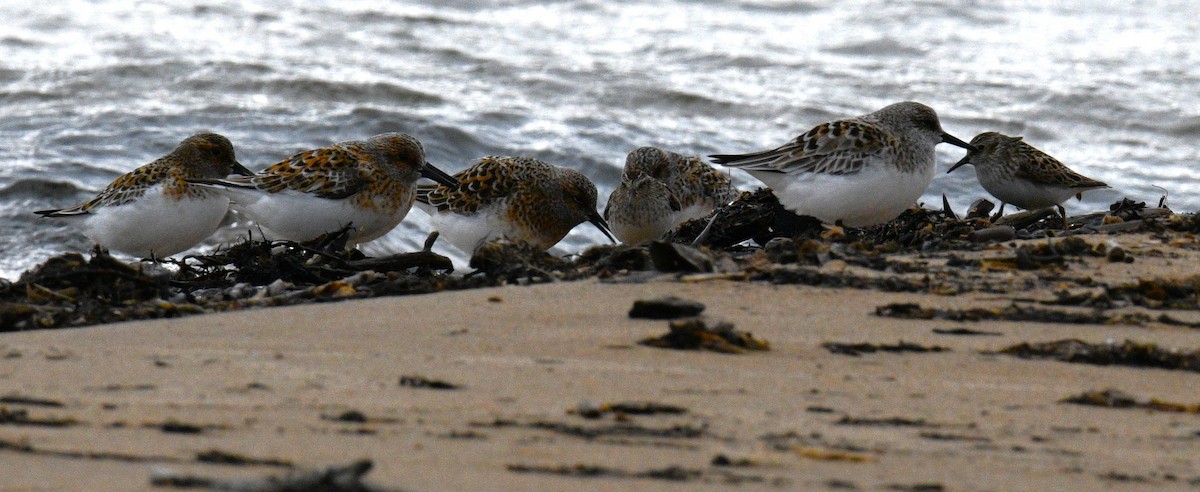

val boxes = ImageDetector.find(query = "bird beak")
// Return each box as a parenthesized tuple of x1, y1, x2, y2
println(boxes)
(231, 161, 255, 176)
(421, 162, 460, 187)
(946, 155, 972, 174)
(941, 132, 978, 152)
(587, 210, 617, 244)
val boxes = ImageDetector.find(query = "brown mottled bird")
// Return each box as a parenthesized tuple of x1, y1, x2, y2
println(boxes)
(191, 132, 457, 245)
(604, 146, 738, 244)
(948, 131, 1108, 221)
(35, 132, 252, 258)
(415, 156, 614, 254)
(711, 101, 973, 226)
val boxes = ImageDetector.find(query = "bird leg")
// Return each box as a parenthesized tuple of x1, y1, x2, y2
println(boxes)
(990, 202, 1007, 223)
(691, 211, 722, 247)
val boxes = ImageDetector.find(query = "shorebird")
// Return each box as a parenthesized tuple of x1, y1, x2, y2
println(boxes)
(605, 146, 739, 244)
(711, 101, 974, 227)
(35, 132, 252, 258)
(947, 131, 1108, 223)
(191, 132, 457, 246)
(415, 156, 614, 254)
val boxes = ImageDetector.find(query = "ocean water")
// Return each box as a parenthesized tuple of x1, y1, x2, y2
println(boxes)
(2, 1, 1197, 280)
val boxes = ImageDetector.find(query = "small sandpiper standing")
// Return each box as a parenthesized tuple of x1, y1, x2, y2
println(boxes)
(710, 101, 974, 227)
(604, 146, 739, 244)
(947, 132, 1108, 223)
(414, 156, 615, 255)
(35, 132, 253, 258)
(604, 173, 682, 245)
(190, 133, 458, 246)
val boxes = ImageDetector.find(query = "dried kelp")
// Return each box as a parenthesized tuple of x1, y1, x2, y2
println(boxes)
(474, 418, 707, 440)
(0, 395, 65, 407)
(874, 302, 1192, 328)
(2, 253, 174, 330)
(149, 459, 402, 491)
(505, 462, 775, 485)
(468, 240, 570, 283)
(173, 229, 451, 289)
(0, 232, 461, 331)
(0, 406, 78, 427)
(1061, 389, 1200, 413)
(639, 317, 769, 354)
(665, 189, 821, 247)
(398, 375, 460, 390)
(194, 449, 293, 468)
(6, 196, 1198, 333)
(821, 341, 949, 356)
(995, 339, 1200, 372)
(1048, 277, 1200, 311)
(569, 401, 688, 419)
(751, 265, 931, 293)
(834, 416, 934, 427)
(931, 327, 1002, 336)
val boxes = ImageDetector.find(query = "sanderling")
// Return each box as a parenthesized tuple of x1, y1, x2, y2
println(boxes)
(604, 146, 740, 244)
(414, 156, 615, 254)
(604, 174, 682, 245)
(35, 132, 252, 258)
(190, 132, 458, 245)
(624, 146, 740, 222)
(947, 132, 1108, 222)
(710, 101, 974, 227)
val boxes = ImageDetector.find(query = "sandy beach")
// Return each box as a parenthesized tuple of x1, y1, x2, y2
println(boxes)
(3, 225, 1200, 490)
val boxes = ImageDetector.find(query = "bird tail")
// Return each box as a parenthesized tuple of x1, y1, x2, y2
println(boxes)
(185, 177, 257, 190)
(709, 147, 788, 173)
(414, 183, 437, 205)
(34, 206, 88, 217)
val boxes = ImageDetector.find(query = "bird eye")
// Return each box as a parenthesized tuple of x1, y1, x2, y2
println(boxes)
(921, 115, 939, 131)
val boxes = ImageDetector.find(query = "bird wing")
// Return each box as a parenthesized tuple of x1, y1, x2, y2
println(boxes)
(1014, 147, 1108, 190)
(675, 155, 739, 207)
(251, 147, 369, 199)
(35, 162, 170, 217)
(417, 156, 519, 213)
(710, 120, 890, 176)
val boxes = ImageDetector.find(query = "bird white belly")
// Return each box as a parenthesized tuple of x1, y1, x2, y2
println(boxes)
(611, 212, 677, 245)
(229, 190, 409, 245)
(80, 192, 230, 258)
(416, 201, 511, 255)
(750, 164, 933, 227)
(980, 177, 1076, 210)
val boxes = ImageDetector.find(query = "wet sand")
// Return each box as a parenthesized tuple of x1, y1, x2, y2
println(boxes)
(2, 231, 1200, 490)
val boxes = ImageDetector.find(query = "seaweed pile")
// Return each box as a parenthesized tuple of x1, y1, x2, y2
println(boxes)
(996, 339, 1200, 372)
(0, 232, 475, 331)
(0, 190, 1191, 331)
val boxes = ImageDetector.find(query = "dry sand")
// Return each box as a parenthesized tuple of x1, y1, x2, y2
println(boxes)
(2, 233, 1200, 490)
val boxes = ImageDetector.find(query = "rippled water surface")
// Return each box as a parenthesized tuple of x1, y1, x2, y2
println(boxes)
(3, 1, 1198, 279)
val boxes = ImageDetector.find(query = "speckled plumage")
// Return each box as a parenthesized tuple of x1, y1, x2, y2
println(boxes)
(34, 132, 250, 258)
(191, 132, 457, 245)
(623, 146, 740, 222)
(711, 101, 973, 226)
(948, 132, 1108, 217)
(604, 146, 738, 244)
(604, 174, 681, 244)
(415, 156, 614, 254)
